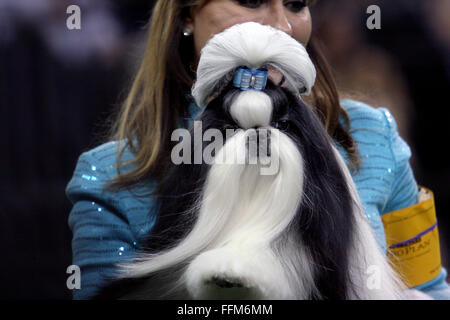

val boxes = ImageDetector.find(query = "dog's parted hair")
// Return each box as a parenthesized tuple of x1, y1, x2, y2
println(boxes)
(95, 23, 404, 300)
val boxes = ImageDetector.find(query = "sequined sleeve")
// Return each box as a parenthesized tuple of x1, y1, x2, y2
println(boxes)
(378, 108, 418, 214)
(342, 100, 449, 299)
(65, 143, 157, 300)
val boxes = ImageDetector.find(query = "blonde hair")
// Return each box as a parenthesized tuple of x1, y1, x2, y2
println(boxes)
(108, 0, 358, 191)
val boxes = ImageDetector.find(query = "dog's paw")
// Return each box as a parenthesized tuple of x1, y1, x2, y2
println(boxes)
(184, 247, 291, 299)
(184, 248, 261, 299)
(201, 275, 260, 300)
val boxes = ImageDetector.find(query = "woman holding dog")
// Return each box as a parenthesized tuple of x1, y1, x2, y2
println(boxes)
(66, 0, 449, 299)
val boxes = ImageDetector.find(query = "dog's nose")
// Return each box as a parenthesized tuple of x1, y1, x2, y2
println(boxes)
(245, 128, 272, 160)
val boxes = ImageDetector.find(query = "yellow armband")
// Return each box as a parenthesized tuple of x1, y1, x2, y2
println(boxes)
(382, 187, 442, 288)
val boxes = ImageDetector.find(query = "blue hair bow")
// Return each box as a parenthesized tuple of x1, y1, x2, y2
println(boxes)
(233, 67, 268, 91)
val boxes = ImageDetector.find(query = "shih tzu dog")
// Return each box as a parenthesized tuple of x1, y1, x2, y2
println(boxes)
(95, 22, 409, 300)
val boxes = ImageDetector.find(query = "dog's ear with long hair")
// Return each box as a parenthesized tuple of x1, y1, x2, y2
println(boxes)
(268, 86, 405, 299)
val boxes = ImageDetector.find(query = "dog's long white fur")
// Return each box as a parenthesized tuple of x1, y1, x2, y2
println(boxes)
(115, 22, 418, 300)
(120, 114, 315, 298)
(119, 89, 406, 299)
(186, 126, 313, 299)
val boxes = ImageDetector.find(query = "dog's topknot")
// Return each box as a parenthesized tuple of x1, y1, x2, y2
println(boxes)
(192, 22, 316, 108)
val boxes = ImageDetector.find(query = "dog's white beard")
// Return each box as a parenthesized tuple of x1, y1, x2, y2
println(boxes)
(119, 126, 317, 299)
(185, 129, 317, 299)
(184, 132, 408, 300)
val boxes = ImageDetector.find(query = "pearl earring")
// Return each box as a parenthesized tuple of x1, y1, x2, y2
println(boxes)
(183, 27, 193, 37)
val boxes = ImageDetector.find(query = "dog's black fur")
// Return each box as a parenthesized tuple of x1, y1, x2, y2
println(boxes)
(95, 80, 356, 300)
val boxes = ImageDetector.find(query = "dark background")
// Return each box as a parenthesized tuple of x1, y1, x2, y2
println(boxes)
(0, 0, 448, 299)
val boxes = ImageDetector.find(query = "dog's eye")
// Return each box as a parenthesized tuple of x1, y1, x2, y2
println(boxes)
(275, 119, 290, 131)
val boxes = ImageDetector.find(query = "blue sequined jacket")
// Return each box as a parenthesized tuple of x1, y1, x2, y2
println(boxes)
(66, 99, 450, 299)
